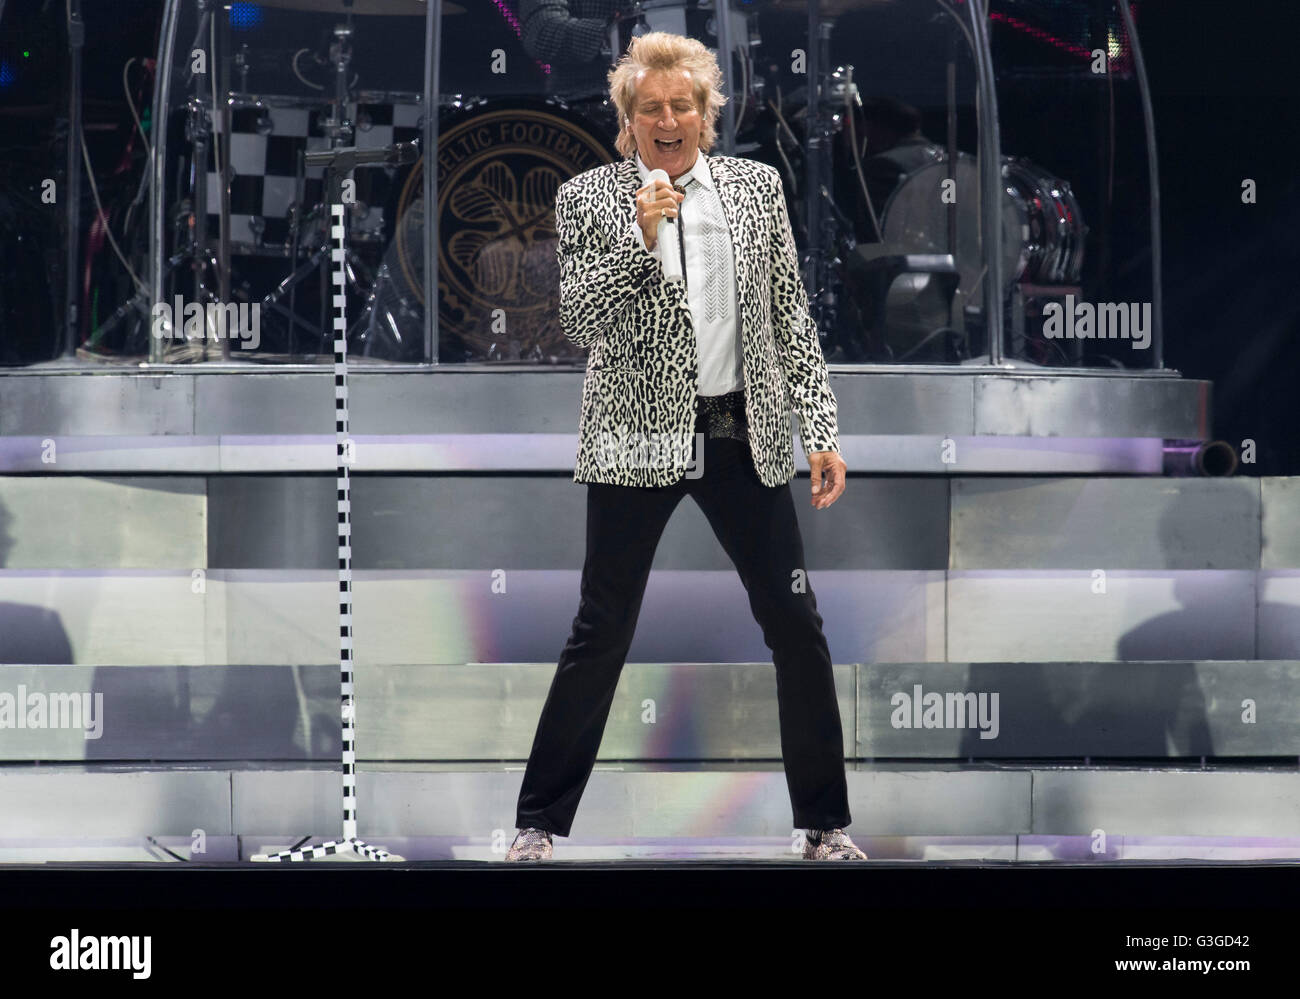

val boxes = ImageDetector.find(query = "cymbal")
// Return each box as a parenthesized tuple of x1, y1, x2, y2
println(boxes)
(258, 0, 464, 16)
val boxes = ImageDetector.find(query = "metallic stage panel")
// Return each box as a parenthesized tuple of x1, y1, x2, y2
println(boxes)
(0, 434, 1171, 473)
(857, 661, 1300, 758)
(1031, 769, 1300, 836)
(215, 571, 337, 665)
(974, 374, 1209, 438)
(840, 435, 1167, 474)
(947, 570, 1258, 662)
(1261, 477, 1300, 569)
(216, 437, 339, 471)
(342, 475, 949, 570)
(0, 372, 196, 437)
(354, 662, 857, 761)
(194, 373, 331, 435)
(348, 371, 587, 435)
(0, 664, 340, 761)
(950, 477, 1260, 569)
(0, 571, 208, 665)
(207, 476, 337, 569)
(2, 565, 1290, 667)
(1258, 573, 1300, 659)
(344, 569, 944, 666)
(0, 436, 222, 472)
(0, 369, 1211, 474)
(3, 567, 1286, 666)
(830, 373, 975, 434)
(0, 767, 232, 837)
(5, 569, 939, 666)
(231, 765, 1028, 838)
(5, 659, 1296, 763)
(13, 762, 1300, 841)
(0, 476, 206, 569)
(9, 473, 1283, 574)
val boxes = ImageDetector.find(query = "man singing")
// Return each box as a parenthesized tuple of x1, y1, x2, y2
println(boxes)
(507, 31, 865, 862)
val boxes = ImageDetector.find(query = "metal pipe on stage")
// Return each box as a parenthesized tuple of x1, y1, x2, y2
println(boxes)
(149, 0, 182, 363)
(423, 0, 442, 364)
(966, 0, 1004, 366)
(714, 0, 735, 156)
(1117, 0, 1164, 370)
(1163, 440, 1239, 477)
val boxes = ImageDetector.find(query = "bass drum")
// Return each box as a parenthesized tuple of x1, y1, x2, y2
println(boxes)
(880, 152, 1087, 315)
(373, 96, 618, 363)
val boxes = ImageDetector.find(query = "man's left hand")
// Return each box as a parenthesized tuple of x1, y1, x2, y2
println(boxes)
(808, 451, 847, 509)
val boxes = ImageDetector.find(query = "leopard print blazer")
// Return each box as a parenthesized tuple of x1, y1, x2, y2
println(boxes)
(556, 153, 840, 487)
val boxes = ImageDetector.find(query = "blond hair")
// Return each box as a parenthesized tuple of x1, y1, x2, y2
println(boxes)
(607, 31, 728, 159)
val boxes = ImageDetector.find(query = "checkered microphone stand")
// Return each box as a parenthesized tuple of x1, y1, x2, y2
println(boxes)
(250, 198, 403, 864)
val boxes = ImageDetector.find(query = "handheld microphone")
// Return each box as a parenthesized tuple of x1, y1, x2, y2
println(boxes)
(646, 168, 683, 283)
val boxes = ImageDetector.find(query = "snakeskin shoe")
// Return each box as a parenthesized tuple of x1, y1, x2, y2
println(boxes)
(803, 828, 868, 860)
(505, 827, 553, 861)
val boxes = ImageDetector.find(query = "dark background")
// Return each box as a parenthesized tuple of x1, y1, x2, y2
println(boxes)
(0, 0, 1296, 470)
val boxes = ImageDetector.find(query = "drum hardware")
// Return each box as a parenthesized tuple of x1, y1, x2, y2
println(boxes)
(318, 140, 421, 350)
(230, 9, 408, 356)
(165, 0, 229, 360)
(151, 0, 285, 361)
(869, 153, 1087, 364)
(1009, 282, 1084, 367)
(232, 42, 251, 95)
(257, 0, 445, 14)
(85, 250, 190, 355)
(256, 139, 420, 354)
(321, 24, 356, 148)
(205, 84, 422, 353)
(61, 0, 86, 358)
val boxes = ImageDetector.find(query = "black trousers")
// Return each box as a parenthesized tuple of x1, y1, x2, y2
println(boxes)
(514, 418, 852, 837)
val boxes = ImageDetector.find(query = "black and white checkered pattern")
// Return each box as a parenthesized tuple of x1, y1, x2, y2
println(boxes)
(248, 204, 401, 865)
(331, 202, 358, 842)
(207, 98, 421, 248)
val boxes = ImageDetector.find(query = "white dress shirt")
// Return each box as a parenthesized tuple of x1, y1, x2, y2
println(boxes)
(630, 150, 744, 396)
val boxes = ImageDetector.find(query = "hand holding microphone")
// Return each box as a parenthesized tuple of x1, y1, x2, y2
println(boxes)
(635, 170, 685, 281)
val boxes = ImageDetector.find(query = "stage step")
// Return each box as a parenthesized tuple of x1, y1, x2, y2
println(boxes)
(1, 475, 1295, 668)
(2, 660, 1298, 762)
(1, 762, 1298, 862)
(0, 367, 1209, 474)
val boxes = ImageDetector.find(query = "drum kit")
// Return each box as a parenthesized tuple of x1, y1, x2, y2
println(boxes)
(157, 0, 1088, 365)
(765, 1, 1088, 363)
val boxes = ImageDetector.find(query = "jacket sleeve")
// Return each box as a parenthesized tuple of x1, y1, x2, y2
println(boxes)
(767, 169, 841, 456)
(556, 178, 662, 350)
